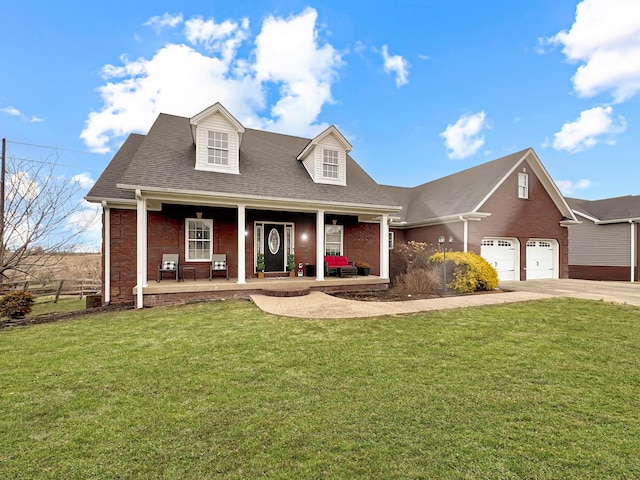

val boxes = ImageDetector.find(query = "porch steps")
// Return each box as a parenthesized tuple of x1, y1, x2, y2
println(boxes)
(262, 286, 311, 298)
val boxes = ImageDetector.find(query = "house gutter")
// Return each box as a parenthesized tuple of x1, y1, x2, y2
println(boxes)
(631, 220, 637, 283)
(116, 183, 402, 216)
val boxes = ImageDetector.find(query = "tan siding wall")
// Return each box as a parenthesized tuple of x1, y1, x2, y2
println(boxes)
(568, 220, 630, 266)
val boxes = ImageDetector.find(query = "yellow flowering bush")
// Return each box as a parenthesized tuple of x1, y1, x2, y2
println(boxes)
(428, 251, 498, 294)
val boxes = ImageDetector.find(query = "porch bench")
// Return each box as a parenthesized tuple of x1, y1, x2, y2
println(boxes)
(324, 255, 357, 278)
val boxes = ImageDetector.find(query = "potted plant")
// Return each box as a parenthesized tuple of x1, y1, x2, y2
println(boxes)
(256, 253, 265, 278)
(356, 261, 370, 276)
(287, 254, 296, 277)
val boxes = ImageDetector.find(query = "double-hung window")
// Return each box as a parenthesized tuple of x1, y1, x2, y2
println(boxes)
(186, 218, 213, 261)
(518, 172, 529, 199)
(322, 148, 339, 179)
(207, 131, 229, 166)
(324, 225, 343, 255)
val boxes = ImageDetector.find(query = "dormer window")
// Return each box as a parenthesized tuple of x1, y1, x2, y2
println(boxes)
(208, 131, 229, 166)
(323, 149, 339, 179)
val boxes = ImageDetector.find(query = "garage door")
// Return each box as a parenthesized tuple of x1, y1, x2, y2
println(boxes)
(526, 240, 556, 279)
(481, 238, 518, 281)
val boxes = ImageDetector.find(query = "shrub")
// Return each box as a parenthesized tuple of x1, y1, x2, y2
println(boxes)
(428, 251, 498, 294)
(394, 268, 441, 297)
(389, 241, 435, 282)
(0, 291, 35, 318)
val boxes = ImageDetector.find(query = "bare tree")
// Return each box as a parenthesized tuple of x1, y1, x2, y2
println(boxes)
(0, 152, 98, 281)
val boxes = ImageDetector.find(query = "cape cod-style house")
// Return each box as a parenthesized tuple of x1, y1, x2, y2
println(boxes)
(86, 103, 402, 308)
(88, 103, 581, 308)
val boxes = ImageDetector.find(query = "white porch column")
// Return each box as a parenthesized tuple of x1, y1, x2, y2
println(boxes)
(379, 214, 389, 279)
(237, 204, 246, 284)
(135, 190, 147, 309)
(102, 201, 110, 304)
(316, 209, 325, 281)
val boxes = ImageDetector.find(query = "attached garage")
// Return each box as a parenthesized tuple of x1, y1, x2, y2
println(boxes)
(480, 238, 519, 281)
(526, 239, 557, 279)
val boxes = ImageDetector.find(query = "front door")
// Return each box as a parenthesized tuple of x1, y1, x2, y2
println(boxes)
(263, 224, 285, 272)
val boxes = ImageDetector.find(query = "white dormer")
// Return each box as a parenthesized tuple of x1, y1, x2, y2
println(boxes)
(297, 125, 352, 186)
(190, 103, 245, 174)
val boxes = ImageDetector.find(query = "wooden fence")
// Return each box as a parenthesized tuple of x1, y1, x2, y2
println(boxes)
(0, 279, 101, 303)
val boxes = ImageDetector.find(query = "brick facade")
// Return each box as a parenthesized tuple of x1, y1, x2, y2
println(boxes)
(391, 160, 570, 280)
(107, 205, 384, 304)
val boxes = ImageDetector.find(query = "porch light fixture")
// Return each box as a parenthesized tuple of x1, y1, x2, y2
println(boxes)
(301, 232, 308, 241)
(196, 211, 203, 219)
(438, 235, 453, 292)
(332, 219, 337, 225)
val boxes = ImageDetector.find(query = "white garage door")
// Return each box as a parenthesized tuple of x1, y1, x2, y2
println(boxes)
(526, 240, 556, 279)
(481, 238, 518, 281)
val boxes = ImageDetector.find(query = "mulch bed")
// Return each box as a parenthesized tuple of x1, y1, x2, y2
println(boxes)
(0, 303, 134, 330)
(330, 288, 505, 302)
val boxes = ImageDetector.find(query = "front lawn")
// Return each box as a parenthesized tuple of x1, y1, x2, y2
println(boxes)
(1, 298, 638, 478)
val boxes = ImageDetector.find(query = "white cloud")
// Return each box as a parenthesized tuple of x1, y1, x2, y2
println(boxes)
(381, 45, 409, 87)
(549, 0, 640, 102)
(144, 13, 184, 33)
(72, 173, 95, 189)
(552, 105, 626, 153)
(8, 171, 40, 200)
(253, 8, 342, 136)
(1, 106, 43, 123)
(440, 111, 488, 159)
(556, 179, 592, 195)
(184, 16, 250, 64)
(1, 106, 20, 116)
(81, 8, 342, 152)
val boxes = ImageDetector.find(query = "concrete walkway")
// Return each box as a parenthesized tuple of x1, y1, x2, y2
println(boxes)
(250, 279, 639, 319)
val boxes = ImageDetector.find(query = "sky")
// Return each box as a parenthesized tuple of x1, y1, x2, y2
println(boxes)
(1, 0, 639, 250)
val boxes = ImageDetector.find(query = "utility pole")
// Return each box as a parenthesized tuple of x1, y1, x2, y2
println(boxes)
(1, 138, 5, 270)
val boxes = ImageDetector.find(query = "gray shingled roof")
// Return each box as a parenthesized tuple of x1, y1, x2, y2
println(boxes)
(89, 113, 400, 210)
(567, 196, 640, 222)
(87, 133, 145, 202)
(381, 149, 529, 223)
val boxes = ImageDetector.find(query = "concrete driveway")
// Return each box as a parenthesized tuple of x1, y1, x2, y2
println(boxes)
(499, 279, 640, 307)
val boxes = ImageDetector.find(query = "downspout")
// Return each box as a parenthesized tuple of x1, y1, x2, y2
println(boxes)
(631, 220, 637, 283)
(459, 216, 468, 252)
(102, 201, 110, 304)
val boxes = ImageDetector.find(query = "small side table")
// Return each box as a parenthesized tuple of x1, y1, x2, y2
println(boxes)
(180, 265, 196, 281)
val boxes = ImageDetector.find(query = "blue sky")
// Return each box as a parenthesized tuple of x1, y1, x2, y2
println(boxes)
(1, 1, 639, 248)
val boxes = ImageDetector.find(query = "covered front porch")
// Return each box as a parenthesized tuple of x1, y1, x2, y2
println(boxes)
(137, 274, 389, 307)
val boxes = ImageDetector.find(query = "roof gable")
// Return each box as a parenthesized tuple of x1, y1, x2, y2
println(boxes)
(383, 148, 577, 225)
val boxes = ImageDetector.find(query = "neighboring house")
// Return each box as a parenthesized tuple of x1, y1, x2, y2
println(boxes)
(382, 148, 578, 281)
(566, 196, 640, 282)
(86, 103, 401, 308)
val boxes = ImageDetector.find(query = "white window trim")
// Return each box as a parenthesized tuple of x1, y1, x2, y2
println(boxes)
(388, 231, 395, 250)
(322, 148, 339, 180)
(518, 172, 529, 199)
(207, 130, 229, 166)
(324, 224, 344, 256)
(185, 218, 213, 262)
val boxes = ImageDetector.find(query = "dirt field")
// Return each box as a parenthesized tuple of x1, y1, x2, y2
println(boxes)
(4, 253, 101, 282)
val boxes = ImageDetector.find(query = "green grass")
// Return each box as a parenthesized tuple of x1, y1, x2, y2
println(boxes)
(28, 296, 87, 317)
(1, 298, 639, 479)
